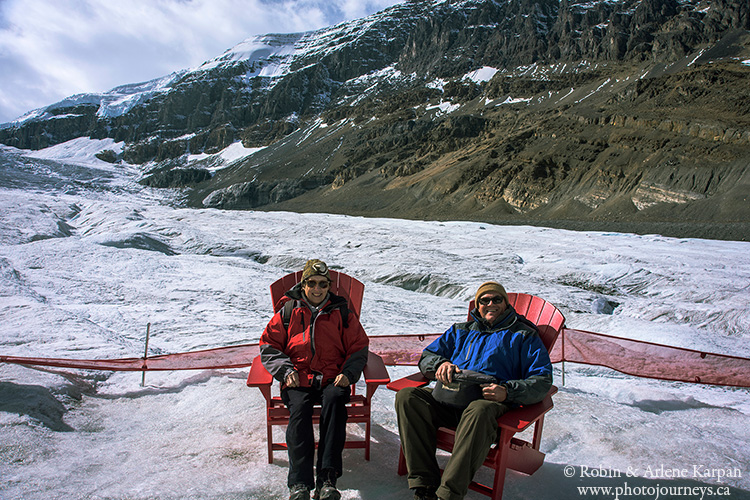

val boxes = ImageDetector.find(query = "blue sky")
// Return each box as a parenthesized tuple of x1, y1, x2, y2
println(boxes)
(0, 0, 404, 124)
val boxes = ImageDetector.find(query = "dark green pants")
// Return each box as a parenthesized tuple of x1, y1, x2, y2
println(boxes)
(395, 386, 510, 500)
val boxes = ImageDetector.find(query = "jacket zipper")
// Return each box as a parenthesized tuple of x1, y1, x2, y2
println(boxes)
(310, 311, 320, 358)
(309, 305, 333, 361)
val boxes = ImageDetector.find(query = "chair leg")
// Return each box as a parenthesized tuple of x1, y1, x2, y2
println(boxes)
(531, 416, 545, 450)
(490, 429, 513, 500)
(397, 446, 408, 476)
(365, 419, 371, 461)
(266, 419, 274, 464)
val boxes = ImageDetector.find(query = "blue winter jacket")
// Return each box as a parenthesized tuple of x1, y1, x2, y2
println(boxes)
(420, 306, 553, 405)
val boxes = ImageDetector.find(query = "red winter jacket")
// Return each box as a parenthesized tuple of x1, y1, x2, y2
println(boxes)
(259, 285, 369, 388)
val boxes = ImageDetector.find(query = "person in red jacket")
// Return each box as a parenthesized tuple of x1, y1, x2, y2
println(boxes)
(260, 259, 369, 500)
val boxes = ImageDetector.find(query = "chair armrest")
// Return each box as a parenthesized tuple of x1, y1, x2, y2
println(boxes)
(497, 386, 558, 433)
(363, 352, 390, 400)
(246, 355, 273, 387)
(363, 352, 391, 385)
(387, 372, 430, 392)
(247, 355, 274, 404)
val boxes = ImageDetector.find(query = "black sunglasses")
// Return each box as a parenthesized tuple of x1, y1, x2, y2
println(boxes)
(304, 279, 330, 289)
(478, 296, 504, 306)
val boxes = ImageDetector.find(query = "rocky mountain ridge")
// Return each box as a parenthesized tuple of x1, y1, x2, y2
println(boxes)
(1, 0, 749, 240)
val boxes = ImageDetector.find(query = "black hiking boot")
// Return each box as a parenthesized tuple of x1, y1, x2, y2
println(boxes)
(413, 486, 438, 500)
(313, 469, 341, 500)
(289, 484, 310, 500)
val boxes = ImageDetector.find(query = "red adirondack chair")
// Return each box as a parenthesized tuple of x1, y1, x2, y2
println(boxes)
(246, 269, 390, 463)
(387, 293, 564, 500)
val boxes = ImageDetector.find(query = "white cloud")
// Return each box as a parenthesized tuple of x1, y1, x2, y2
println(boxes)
(0, 0, 404, 123)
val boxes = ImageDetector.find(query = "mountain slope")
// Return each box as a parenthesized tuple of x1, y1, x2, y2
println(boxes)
(1, 0, 749, 240)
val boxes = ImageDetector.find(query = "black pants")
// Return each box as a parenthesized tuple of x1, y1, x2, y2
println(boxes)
(281, 384, 351, 488)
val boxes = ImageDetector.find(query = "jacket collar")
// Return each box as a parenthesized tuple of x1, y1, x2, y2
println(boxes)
(470, 306, 517, 331)
(286, 283, 346, 313)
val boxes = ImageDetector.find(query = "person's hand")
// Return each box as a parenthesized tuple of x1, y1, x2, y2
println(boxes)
(482, 383, 507, 402)
(436, 361, 460, 385)
(333, 374, 350, 387)
(285, 371, 300, 388)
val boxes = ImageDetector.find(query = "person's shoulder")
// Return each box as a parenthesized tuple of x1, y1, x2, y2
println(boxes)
(326, 293, 352, 316)
(328, 292, 347, 306)
(284, 286, 305, 301)
(514, 313, 540, 334)
(511, 319, 541, 341)
(451, 320, 478, 333)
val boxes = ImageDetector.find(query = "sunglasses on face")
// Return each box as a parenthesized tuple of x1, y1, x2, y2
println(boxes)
(478, 295, 504, 306)
(304, 280, 330, 289)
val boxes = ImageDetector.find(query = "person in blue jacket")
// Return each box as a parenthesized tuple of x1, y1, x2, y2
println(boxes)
(395, 281, 553, 500)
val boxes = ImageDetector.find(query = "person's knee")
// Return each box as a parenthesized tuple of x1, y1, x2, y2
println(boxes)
(463, 400, 503, 425)
(394, 386, 411, 404)
(322, 384, 350, 404)
(395, 386, 420, 411)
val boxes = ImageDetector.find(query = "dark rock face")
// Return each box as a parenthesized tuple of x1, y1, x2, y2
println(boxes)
(0, 104, 99, 150)
(200, 177, 330, 209)
(2, 0, 749, 240)
(139, 168, 212, 188)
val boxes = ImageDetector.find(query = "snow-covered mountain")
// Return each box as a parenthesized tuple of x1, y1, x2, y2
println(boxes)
(0, 0, 425, 140)
(4, 73, 187, 127)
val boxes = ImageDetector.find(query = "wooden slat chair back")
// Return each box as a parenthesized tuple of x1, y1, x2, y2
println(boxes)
(269, 269, 364, 318)
(470, 293, 564, 353)
(387, 293, 564, 500)
(247, 269, 390, 463)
